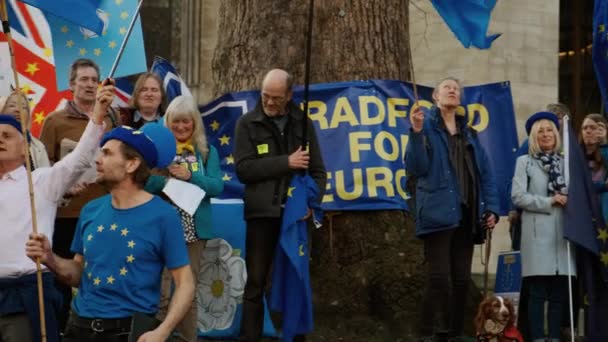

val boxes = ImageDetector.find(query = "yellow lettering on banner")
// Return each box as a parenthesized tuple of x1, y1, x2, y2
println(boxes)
(374, 131, 399, 161)
(323, 168, 410, 203)
(387, 98, 409, 127)
(308, 101, 328, 129)
(456, 105, 466, 117)
(394, 169, 408, 199)
(330, 97, 359, 128)
(366, 167, 394, 197)
(467, 104, 490, 132)
(335, 169, 364, 200)
(359, 96, 385, 126)
(349, 131, 372, 162)
(323, 172, 334, 203)
(409, 100, 433, 124)
(400, 134, 409, 160)
(410, 99, 433, 113)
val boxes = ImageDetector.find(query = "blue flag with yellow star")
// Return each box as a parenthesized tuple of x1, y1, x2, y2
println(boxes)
(594, 0, 608, 108)
(430, 0, 501, 49)
(20, 0, 104, 34)
(46, 0, 146, 90)
(563, 122, 603, 255)
(269, 173, 322, 341)
(563, 118, 608, 340)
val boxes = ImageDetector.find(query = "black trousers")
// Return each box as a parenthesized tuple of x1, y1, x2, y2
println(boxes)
(52, 217, 79, 332)
(419, 225, 474, 337)
(240, 217, 281, 342)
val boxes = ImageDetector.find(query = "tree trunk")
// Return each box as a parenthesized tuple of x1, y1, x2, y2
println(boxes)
(211, 1, 480, 339)
(211, 0, 410, 96)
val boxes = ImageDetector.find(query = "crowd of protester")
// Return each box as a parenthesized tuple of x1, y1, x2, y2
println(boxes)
(1, 58, 608, 342)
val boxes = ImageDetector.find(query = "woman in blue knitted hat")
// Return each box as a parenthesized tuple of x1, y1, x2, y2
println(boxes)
(511, 112, 571, 342)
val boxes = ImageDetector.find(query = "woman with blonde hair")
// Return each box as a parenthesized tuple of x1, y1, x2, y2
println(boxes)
(2, 91, 50, 169)
(511, 112, 572, 342)
(145, 95, 223, 341)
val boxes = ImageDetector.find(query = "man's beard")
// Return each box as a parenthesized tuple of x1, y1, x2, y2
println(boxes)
(96, 176, 119, 191)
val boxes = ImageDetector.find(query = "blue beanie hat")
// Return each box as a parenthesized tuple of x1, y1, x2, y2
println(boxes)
(525, 111, 560, 135)
(101, 127, 159, 168)
(0, 114, 30, 142)
(0, 114, 23, 135)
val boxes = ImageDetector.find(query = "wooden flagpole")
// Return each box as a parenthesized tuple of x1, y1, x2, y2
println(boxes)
(407, 52, 419, 103)
(301, 0, 314, 148)
(0, 1, 47, 341)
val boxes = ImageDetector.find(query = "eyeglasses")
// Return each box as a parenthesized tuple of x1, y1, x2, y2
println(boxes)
(262, 93, 286, 103)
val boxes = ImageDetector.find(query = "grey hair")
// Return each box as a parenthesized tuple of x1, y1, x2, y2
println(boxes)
(164, 96, 209, 161)
(432, 76, 465, 101)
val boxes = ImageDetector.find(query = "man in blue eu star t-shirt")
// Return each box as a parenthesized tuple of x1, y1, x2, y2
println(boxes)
(26, 113, 194, 342)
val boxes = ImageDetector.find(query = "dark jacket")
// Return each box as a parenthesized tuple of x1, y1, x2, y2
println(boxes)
(405, 107, 499, 241)
(234, 100, 326, 219)
(118, 107, 161, 129)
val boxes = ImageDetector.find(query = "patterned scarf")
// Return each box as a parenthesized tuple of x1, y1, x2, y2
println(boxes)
(535, 152, 567, 195)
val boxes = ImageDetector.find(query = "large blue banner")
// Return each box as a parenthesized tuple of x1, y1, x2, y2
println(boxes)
(201, 79, 518, 215)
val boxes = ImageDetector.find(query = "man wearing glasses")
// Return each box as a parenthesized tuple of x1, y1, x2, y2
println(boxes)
(234, 69, 326, 342)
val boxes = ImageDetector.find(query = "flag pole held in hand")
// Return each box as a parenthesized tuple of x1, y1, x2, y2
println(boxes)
(108, 0, 143, 78)
(301, 0, 314, 149)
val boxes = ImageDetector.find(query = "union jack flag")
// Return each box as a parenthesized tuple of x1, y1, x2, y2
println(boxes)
(0, 0, 73, 137)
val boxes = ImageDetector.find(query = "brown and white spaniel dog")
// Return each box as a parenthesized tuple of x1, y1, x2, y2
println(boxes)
(474, 295, 523, 342)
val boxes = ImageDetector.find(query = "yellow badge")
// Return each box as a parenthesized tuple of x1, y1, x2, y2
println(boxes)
(257, 144, 269, 154)
(191, 162, 199, 172)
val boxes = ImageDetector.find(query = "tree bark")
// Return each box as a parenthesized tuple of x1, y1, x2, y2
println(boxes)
(212, 0, 410, 96)
(211, 0, 480, 339)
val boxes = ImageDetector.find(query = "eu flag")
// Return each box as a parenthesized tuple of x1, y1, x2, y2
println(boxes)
(151, 56, 192, 103)
(269, 174, 322, 341)
(430, 0, 501, 49)
(46, 0, 146, 90)
(19, 0, 103, 34)
(563, 122, 602, 254)
(593, 0, 608, 108)
(562, 118, 608, 340)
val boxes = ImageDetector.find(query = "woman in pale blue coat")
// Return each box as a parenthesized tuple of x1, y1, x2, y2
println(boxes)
(511, 112, 574, 342)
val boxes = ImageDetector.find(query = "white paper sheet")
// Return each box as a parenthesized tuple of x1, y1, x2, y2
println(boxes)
(162, 178, 206, 216)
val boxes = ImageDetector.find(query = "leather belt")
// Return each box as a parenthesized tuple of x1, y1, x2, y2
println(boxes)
(70, 314, 131, 333)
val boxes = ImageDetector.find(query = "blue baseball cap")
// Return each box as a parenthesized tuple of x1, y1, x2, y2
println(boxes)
(141, 123, 176, 169)
(101, 127, 159, 168)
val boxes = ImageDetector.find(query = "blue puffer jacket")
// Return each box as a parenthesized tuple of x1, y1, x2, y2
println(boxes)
(405, 107, 499, 239)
